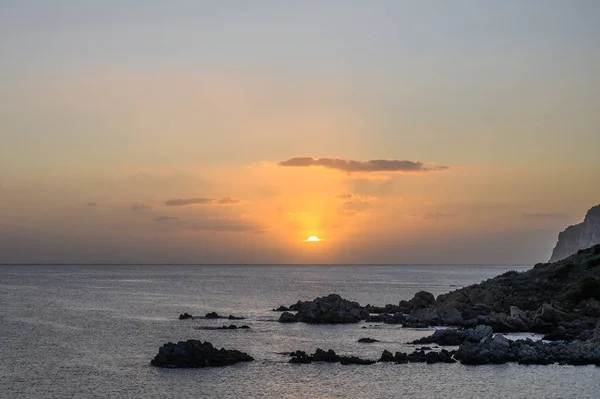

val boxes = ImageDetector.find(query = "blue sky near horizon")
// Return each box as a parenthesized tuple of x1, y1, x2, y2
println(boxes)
(1, 1, 599, 264)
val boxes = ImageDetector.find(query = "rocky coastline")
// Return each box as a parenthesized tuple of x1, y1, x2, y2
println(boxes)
(163, 243, 600, 369)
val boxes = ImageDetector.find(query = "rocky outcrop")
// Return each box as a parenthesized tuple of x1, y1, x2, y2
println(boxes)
(277, 294, 369, 324)
(179, 313, 193, 320)
(410, 325, 493, 346)
(150, 340, 254, 368)
(288, 349, 375, 365)
(195, 325, 251, 331)
(550, 204, 600, 262)
(455, 335, 600, 366)
(402, 245, 600, 336)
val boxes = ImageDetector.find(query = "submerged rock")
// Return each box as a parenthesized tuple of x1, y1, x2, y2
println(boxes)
(358, 337, 379, 343)
(151, 340, 254, 368)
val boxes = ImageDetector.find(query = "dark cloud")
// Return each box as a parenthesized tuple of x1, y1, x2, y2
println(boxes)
(165, 197, 243, 207)
(424, 212, 457, 220)
(156, 216, 179, 222)
(335, 193, 353, 199)
(132, 203, 152, 211)
(522, 213, 569, 220)
(278, 157, 449, 173)
(87, 202, 98, 207)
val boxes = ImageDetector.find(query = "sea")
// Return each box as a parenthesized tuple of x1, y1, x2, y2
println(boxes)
(1, 264, 598, 399)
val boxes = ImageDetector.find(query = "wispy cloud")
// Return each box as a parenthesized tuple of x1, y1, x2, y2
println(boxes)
(165, 197, 243, 207)
(424, 212, 457, 220)
(522, 213, 569, 219)
(156, 216, 179, 222)
(132, 203, 152, 211)
(189, 216, 266, 233)
(278, 157, 449, 173)
(87, 202, 98, 207)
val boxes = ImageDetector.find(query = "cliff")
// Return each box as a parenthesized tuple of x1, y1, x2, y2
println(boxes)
(550, 204, 600, 262)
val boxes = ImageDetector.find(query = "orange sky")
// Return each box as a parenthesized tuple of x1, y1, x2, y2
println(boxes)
(1, 2, 599, 264)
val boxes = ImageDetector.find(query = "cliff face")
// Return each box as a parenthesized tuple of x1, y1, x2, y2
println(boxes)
(550, 205, 600, 262)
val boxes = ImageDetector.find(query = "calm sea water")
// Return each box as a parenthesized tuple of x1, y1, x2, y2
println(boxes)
(1, 264, 598, 398)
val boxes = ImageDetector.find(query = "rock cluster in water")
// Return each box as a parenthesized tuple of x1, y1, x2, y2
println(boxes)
(178, 312, 245, 320)
(195, 325, 251, 331)
(455, 334, 600, 366)
(278, 294, 369, 324)
(151, 340, 254, 368)
(288, 349, 376, 365)
(410, 325, 493, 346)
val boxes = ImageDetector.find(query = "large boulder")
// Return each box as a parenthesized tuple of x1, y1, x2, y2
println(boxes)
(290, 294, 369, 324)
(150, 340, 254, 368)
(278, 312, 298, 323)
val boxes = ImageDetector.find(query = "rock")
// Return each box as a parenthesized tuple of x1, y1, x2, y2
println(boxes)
(510, 306, 526, 319)
(455, 336, 600, 366)
(358, 337, 379, 343)
(228, 315, 245, 320)
(290, 294, 369, 324)
(394, 352, 409, 363)
(278, 312, 297, 323)
(179, 313, 193, 320)
(411, 328, 466, 346)
(289, 349, 374, 365)
(339, 356, 376, 365)
(205, 312, 220, 319)
(464, 325, 493, 342)
(537, 303, 571, 324)
(150, 340, 254, 368)
(195, 325, 251, 331)
(408, 291, 435, 310)
(490, 334, 511, 352)
(273, 305, 289, 312)
(383, 313, 406, 324)
(379, 350, 394, 362)
(550, 204, 600, 262)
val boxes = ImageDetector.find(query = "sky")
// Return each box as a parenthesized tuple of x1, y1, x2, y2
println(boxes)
(1, 0, 599, 264)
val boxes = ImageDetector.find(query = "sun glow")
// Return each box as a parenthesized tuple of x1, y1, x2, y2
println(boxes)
(306, 236, 321, 242)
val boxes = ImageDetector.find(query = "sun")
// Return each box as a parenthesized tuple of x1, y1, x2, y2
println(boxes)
(305, 236, 322, 242)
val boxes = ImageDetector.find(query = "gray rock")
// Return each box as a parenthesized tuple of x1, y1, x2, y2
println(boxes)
(151, 340, 254, 368)
(464, 325, 493, 342)
(278, 312, 297, 323)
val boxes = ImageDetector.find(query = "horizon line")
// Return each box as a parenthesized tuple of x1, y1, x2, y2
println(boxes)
(0, 262, 532, 267)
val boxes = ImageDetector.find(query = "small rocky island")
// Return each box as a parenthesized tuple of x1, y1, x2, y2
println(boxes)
(151, 340, 254, 368)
